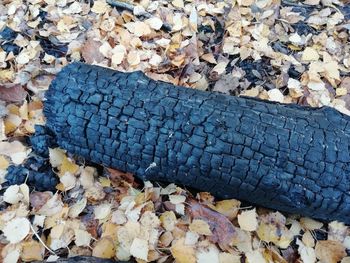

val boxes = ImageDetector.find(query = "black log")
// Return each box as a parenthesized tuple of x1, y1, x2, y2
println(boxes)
(44, 62, 350, 224)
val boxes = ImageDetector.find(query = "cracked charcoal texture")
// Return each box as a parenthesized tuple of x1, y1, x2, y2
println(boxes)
(45, 62, 350, 223)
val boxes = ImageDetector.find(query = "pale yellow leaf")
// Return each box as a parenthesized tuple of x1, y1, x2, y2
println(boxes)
(160, 211, 177, 231)
(146, 17, 163, 30)
(172, 0, 184, 8)
(92, 237, 115, 259)
(302, 47, 320, 61)
(237, 208, 258, 232)
(169, 194, 186, 204)
(130, 238, 148, 261)
(68, 197, 87, 218)
(171, 238, 196, 263)
(189, 219, 212, 236)
(49, 148, 65, 168)
(94, 203, 112, 220)
(246, 250, 266, 263)
(3, 217, 30, 243)
(268, 89, 284, 103)
(91, 0, 109, 14)
(75, 229, 92, 247)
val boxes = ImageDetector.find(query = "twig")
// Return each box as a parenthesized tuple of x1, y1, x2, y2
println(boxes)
(30, 223, 57, 255)
(106, 0, 172, 32)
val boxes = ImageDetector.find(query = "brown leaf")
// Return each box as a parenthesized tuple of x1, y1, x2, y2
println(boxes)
(30, 191, 53, 211)
(81, 39, 104, 64)
(106, 168, 135, 185)
(0, 84, 27, 102)
(187, 198, 238, 250)
(315, 240, 346, 263)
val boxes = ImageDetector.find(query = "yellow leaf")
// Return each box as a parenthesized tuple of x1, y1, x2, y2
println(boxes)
(92, 237, 115, 259)
(288, 44, 302, 51)
(300, 217, 323, 231)
(214, 199, 240, 220)
(0, 155, 9, 170)
(60, 156, 79, 176)
(237, 208, 258, 232)
(4, 114, 22, 134)
(171, 238, 196, 263)
(99, 177, 111, 187)
(189, 219, 212, 236)
(19, 101, 28, 120)
(302, 47, 319, 61)
(21, 240, 44, 261)
(256, 212, 293, 249)
(160, 211, 177, 231)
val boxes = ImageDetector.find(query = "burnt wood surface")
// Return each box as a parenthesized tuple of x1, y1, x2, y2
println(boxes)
(44, 62, 350, 224)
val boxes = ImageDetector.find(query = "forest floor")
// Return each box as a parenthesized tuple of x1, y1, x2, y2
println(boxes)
(1, 0, 350, 262)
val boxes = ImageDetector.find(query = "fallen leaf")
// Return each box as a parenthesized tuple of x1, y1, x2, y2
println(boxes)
(196, 245, 220, 263)
(75, 229, 92, 247)
(60, 172, 77, 191)
(3, 217, 30, 244)
(302, 47, 320, 61)
(91, 0, 109, 14)
(160, 211, 177, 231)
(60, 156, 79, 176)
(296, 239, 316, 263)
(315, 240, 346, 263)
(0, 84, 27, 102)
(268, 89, 284, 103)
(94, 203, 112, 220)
(68, 197, 87, 218)
(49, 148, 66, 168)
(237, 209, 258, 232)
(0, 141, 30, 164)
(81, 39, 104, 64)
(37, 193, 63, 216)
(30, 191, 53, 211)
(189, 219, 212, 236)
(146, 17, 163, 30)
(169, 194, 186, 204)
(130, 238, 148, 261)
(21, 240, 44, 261)
(188, 199, 238, 250)
(246, 250, 266, 263)
(257, 212, 293, 249)
(300, 218, 323, 231)
(171, 237, 196, 263)
(92, 237, 115, 259)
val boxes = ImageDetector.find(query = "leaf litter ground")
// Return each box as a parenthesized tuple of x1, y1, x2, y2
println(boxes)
(1, 0, 350, 262)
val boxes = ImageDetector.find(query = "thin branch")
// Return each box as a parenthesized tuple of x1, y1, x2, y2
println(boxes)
(106, 0, 172, 32)
(30, 223, 56, 255)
